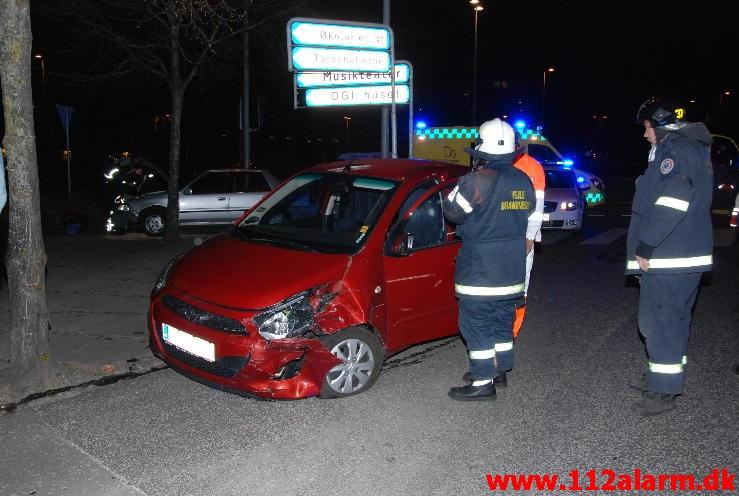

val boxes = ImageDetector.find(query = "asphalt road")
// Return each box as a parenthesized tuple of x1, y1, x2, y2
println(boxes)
(2, 213, 737, 496)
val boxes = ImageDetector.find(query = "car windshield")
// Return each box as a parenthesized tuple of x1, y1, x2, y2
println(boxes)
(545, 169, 575, 189)
(233, 172, 398, 254)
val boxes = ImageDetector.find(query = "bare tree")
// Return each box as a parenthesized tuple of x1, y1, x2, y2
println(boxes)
(1, 0, 52, 395)
(52, 0, 304, 239)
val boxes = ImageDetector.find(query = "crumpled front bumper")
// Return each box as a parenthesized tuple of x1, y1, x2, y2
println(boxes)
(149, 289, 342, 399)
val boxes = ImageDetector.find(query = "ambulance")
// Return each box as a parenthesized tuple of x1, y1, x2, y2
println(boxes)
(413, 124, 605, 208)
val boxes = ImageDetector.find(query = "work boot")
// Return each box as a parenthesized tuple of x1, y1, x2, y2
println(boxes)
(628, 372, 648, 392)
(462, 371, 508, 387)
(631, 391, 677, 417)
(448, 382, 497, 401)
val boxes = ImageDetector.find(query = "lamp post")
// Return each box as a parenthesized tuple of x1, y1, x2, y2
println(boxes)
(719, 90, 731, 110)
(470, 1, 483, 125)
(716, 91, 732, 124)
(34, 53, 46, 95)
(542, 66, 555, 118)
(344, 116, 351, 150)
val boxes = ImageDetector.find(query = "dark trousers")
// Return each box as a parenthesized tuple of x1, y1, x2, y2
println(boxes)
(638, 272, 701, 394)
(459, 298, 516, 381)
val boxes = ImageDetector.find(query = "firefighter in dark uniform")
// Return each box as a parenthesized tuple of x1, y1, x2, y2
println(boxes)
(627, 96, 713, 416)
(443, 118, 535, 401)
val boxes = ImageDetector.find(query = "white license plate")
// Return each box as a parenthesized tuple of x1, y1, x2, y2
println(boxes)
(162, 323, 215, 362)
(542, 213, 550, 221)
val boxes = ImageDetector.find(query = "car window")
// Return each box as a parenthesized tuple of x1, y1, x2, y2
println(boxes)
(545, 169, 575, 189)
(393, 182, 435, 226)
(236, 173, 398, 254)
(189, 172, 228, 195)
(527, 144, 561, 165)
(233, 172, 270, 193)
(711, 137, 737, 168)
(404, 192, 446, 250)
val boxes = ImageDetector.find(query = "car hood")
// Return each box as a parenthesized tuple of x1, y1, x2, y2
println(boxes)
(545, 187, 580, 202)
(169, 233, 350, 309)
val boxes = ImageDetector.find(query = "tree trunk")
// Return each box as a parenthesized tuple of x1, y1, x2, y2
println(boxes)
(164, 0, 182, 240)
(165, 88, 183, 239)
(0, 0, 52, 395)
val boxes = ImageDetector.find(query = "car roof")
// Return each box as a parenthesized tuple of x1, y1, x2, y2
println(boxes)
(204, 169, 270, 173)
(304, 159, 469, 182)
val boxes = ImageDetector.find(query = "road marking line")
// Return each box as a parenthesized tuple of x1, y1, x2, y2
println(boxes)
(579, 228, 628, 245)
(714, 229, 736, 247)
(587, 214, 606, 217)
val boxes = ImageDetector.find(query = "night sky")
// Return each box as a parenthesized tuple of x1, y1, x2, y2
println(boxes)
(15, 0, 739, 188)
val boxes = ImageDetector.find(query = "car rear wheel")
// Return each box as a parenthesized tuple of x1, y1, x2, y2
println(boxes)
(319, 326, 384, 399)
(142, 208, 165, 237)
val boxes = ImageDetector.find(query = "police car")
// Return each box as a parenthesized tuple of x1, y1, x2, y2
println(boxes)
(541, 166, 585, 230)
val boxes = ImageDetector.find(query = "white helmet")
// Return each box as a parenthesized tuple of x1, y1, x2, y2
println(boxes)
(477, 118, 516, 155)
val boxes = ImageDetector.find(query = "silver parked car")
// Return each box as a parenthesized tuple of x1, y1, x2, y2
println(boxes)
(107, 169, 281, 236)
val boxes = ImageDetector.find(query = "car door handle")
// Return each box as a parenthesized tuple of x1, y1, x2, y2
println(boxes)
(217, 197, 227, 201)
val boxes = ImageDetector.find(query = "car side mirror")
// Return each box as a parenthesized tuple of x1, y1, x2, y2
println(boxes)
(183, 188, 193, 195)
(392, 233, 414, 256)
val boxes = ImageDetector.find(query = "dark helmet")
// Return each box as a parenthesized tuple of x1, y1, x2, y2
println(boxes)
(636, 96, 686, 127)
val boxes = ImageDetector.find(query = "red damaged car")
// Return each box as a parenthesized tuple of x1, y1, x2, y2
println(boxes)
(149, 159, 467, 399)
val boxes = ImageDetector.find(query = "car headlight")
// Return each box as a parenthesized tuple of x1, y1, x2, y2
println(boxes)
(152, 255, 182, 295)
(253, 284, 339, 341)
(561, 201, 579, 211)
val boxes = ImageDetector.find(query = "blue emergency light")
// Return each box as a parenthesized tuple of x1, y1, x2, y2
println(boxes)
(415, 121, 427, 130)
(514, 120, 526, 130)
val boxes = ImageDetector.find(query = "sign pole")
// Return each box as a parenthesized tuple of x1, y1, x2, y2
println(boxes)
(65, 126, 71, 198)
(56, 104, 74, 199)
(381, 0, 390, 158)
(390, 43, 397, 158)
(408, 68, 413, 158)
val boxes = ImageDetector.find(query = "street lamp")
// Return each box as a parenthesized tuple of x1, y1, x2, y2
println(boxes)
(542, 66, 555, 118)
(470, 1, 483, 125)
(344, 116, 351, 149)
(34, 53, 46, 96)
(719, 90, 731, 109)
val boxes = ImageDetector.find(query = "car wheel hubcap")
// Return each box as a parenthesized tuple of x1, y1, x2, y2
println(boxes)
(146, 215, 164, 234)
(326, 338, 375, 394)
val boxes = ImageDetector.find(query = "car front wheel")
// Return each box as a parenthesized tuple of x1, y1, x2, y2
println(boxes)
(142, 208, 166, 237)
(319, 326, 384, 399)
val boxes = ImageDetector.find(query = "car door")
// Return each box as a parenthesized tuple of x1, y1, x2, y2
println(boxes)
(383, 181, 461, 352)
(179, 171, 231, 225)
(228, 171, 272, 221)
